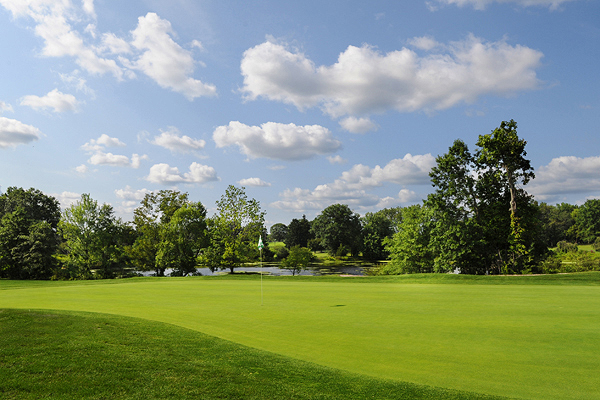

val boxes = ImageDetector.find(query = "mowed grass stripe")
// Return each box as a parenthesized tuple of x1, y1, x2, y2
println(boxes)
(1, 276, 599, 399)
(0, 309, 508, 400)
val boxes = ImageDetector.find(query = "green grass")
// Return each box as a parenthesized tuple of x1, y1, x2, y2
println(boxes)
(1, 273, 600, 399)
(0, 309, 506, 400)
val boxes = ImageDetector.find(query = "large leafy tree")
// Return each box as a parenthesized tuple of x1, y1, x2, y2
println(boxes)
(203, 185, 265, 273)
(156, 202, 208, 276)
(131, 190, 189, 276)
(538, 202, 577, 247)
(311, 204, 362, 256)
(59, 194, 130, 279)
(284, 215, 313, 249)
(573, 199, 600, 243)
(0, 187, 60, 279)
(362, 208, 398, 260)
(388, 120, 545, 275)
(269, 223, 288, 242)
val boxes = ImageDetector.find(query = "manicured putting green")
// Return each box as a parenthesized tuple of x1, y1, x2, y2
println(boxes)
(1, 275, 599, 399)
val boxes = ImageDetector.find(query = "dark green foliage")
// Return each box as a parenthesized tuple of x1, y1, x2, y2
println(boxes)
(269, 223, 288, 242)
(538, 202, 577, 247)
(556, 241, 579, 253)
(275, 245, 289, 259)
(156, 202, 208, 276)
(131, 190, 189, 276)
(593, 237, 600, 252)
(573, 199, 600, 243)
(311, 204, 362, 256)
(58, 194, 132, 279)
(284, 215, 313, 248)
(361, 209, 398, 260)
(0, 187, 60, 279)
(280, 246, 313, 275)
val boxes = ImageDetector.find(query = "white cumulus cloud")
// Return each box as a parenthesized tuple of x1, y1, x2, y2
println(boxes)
(20, 89, 79, 112)
(145, 162, 218, 185)
(128, 12, 217, 100)
(339, 116, 378, 134)
(0, 101, 14, 114)
(529, 155, 600, 201)
(213, 121, 342, 161)
(151, 127, 206, 153)
(271, 154, 434, 212)
(238, 177, 271, 187)
(0, 117, 42, 149)
(241, 36, 543, 118)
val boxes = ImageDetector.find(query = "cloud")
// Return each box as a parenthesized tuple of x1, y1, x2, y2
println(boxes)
(51, 191, 81, 208)
(271, 154, 434, 212)
(0, 0, 124, 78)
(238, 177, 271, 187)
(127, 12, 217, 100)
(529, 155, 600, 201)
(115, 185, 152, 201)
(339, 116, 378, 134)
(20, 89, 79, 112)
(0, 117, 42, 149)
(81, 134, 147, 168)
(430, 0, 577, 10)
(88, 151, 147, 168)
(151, 127, 206, 153)
(81, 134, 126, 152)
(406, 36, 441, 51)
(241, 36, 543, 118)
(75, 164, 88, 173)
(0, 101, 14, 114)
(145, 162, 218, 185)
(328, 155, 347, 165)
(213, 121, 342, 161)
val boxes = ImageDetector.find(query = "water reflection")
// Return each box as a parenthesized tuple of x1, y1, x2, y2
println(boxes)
(140, 263, 366, 277)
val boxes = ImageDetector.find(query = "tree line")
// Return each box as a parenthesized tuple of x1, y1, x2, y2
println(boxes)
(1, 120, 599, 279)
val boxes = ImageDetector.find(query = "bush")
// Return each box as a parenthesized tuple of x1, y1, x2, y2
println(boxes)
(593, 237, 600, 252)
(556, 241, 578, 253)
(275, 246, 289, 260)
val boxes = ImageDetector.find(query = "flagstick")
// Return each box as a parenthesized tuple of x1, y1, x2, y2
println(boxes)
(260, 246, 263, 306)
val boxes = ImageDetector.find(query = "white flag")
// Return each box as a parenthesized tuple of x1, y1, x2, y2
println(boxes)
(258, 236, 264, 250)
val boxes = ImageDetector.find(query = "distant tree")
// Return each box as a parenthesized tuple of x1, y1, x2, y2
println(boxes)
(131, 190, 189, 276)
(59, 194, 129, 279)
(573, 199, 600, 244)
(285, 215, 313, 248)
(362, 209, 397, 260)
(538, 202, 577, 247)
(311, 204, 362, 256)
(156, 202, 207, 276)
(280, 246, 313, 276)
(203, 186, 265, 273)
(383, 205, 434, 274)
(269, 223, 288, 242)
(0, 187, 60, 279)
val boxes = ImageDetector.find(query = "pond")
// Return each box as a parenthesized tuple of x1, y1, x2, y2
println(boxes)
(139, 263, 369, 277)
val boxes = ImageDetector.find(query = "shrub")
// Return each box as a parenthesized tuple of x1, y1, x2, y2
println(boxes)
(593, 237, 600, 252)
(556, 241, 578, 254)
(275, 246, 289, 260)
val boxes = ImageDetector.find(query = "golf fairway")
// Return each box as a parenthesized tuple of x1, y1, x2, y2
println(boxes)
(1, 277, 599, 399)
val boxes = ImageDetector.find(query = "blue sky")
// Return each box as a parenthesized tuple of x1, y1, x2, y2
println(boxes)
(1, 0, 599, 227)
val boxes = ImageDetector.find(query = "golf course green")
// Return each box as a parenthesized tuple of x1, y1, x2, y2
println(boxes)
(1, 274, 599, 399)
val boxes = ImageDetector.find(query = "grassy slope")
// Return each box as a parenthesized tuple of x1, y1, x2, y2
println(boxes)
(0, 309, 506, 400)
(1, 273, 600, 399)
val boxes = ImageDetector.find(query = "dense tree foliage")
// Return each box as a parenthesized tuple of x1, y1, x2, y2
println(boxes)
(573, 199, 600, 244)
(131, 190, 189, 276)
(361, 208, 399, 260)
(280, 246, 313, 275)
(284, 215, 313, 249)
(538, 202, 577, 247)
(0, 187, 61, 279)
(311, 204, 362, 256)
(269, 223, 288, 242)
(59, 194, 132, 279)
(203, 186, 265, 273)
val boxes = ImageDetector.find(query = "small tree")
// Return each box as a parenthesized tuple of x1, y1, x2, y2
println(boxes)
(280, 246, 313, 276)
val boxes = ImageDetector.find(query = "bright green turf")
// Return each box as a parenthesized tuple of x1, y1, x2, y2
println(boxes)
(0, 309, 507, 400)
(1, 274, 599, 399)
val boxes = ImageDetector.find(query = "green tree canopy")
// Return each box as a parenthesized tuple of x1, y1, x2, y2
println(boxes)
(0, 187, 60, 279)
(284, 215, 313, 249)
(280, 246, 313, 276)
(311, 204, 362, 256)
(203, 186, 265, 273)
(269, 223, 288, 242)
